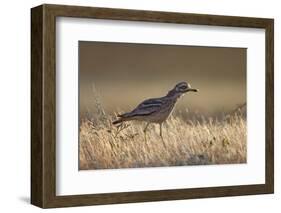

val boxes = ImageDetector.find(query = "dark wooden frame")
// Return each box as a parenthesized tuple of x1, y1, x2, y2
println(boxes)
(31, 4, 274, 208)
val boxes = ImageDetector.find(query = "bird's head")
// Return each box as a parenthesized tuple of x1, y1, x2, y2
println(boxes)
(167, 82, 198, 98)
(174, 82, 198, 93)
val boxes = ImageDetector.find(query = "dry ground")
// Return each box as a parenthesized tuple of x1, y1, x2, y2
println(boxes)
(79, 110, 246, 170)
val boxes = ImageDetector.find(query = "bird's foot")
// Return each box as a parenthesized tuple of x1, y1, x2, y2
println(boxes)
(160, 136, 167, 148)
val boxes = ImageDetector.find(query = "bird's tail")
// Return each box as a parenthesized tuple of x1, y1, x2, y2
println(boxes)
(112, 113, 129, 125)
(112, 118, 124, 125)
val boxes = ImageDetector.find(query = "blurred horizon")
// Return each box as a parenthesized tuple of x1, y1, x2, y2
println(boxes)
(79, 41, 246, 118)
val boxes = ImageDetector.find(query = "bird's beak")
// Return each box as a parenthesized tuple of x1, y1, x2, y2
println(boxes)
(186, 88, 198, 92)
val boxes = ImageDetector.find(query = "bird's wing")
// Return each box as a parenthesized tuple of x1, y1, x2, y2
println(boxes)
(129, 98, 164, 116)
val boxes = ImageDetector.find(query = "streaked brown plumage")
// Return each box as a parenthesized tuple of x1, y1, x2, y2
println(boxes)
(113, 82, 198, 141)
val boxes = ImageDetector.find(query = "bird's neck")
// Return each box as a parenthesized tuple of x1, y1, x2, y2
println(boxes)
(166, 89, 182, 100)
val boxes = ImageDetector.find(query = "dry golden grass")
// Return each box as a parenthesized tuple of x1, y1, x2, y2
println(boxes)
(79, 111, 246, 170)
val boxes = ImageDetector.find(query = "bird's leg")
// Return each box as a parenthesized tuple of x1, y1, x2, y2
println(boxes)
(143, 123, 150, 142)
(159, 123, 166, 148)
(159, 123, 163, 139)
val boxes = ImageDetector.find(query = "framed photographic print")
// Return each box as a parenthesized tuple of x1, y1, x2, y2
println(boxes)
(31, 4, 274, 208)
